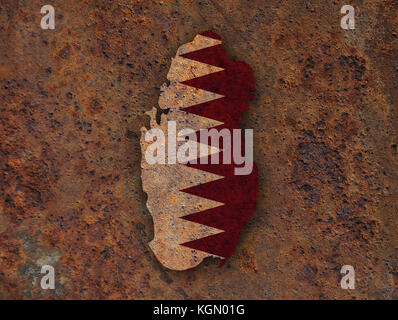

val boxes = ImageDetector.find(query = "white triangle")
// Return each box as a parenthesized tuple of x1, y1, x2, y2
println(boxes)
(159, 83, 224, 110)
(147, 163, 223, 192)
(177, 141, 221, 163)
(175, 219, 224, 244)
(162, 109, 223, 132)
(151, 191, 223, 217)
(177, 34, 222, 56)
(168, 56, 224, 82)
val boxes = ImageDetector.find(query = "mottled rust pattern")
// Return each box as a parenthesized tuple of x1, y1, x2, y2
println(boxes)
(0, 0, 397, 299)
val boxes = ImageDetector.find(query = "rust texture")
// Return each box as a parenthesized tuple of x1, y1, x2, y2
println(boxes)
(0, 0, 397, 299)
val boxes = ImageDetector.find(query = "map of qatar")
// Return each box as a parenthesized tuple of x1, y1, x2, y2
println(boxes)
(140, 31, 258, 270)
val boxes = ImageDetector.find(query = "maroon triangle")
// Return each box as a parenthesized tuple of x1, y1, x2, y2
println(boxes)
(182, 231, 240, 258)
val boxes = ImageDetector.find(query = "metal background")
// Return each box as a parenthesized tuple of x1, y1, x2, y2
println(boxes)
(0, 0, 397, 299)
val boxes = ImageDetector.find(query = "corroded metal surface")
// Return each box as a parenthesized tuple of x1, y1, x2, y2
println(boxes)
(0, 0, 397, 299)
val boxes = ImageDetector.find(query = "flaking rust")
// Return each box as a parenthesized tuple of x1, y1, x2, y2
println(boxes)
(140, 31, 258, 270)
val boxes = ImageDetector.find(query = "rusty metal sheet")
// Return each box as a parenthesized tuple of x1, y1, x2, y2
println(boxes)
(0, 0, 397, 299)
